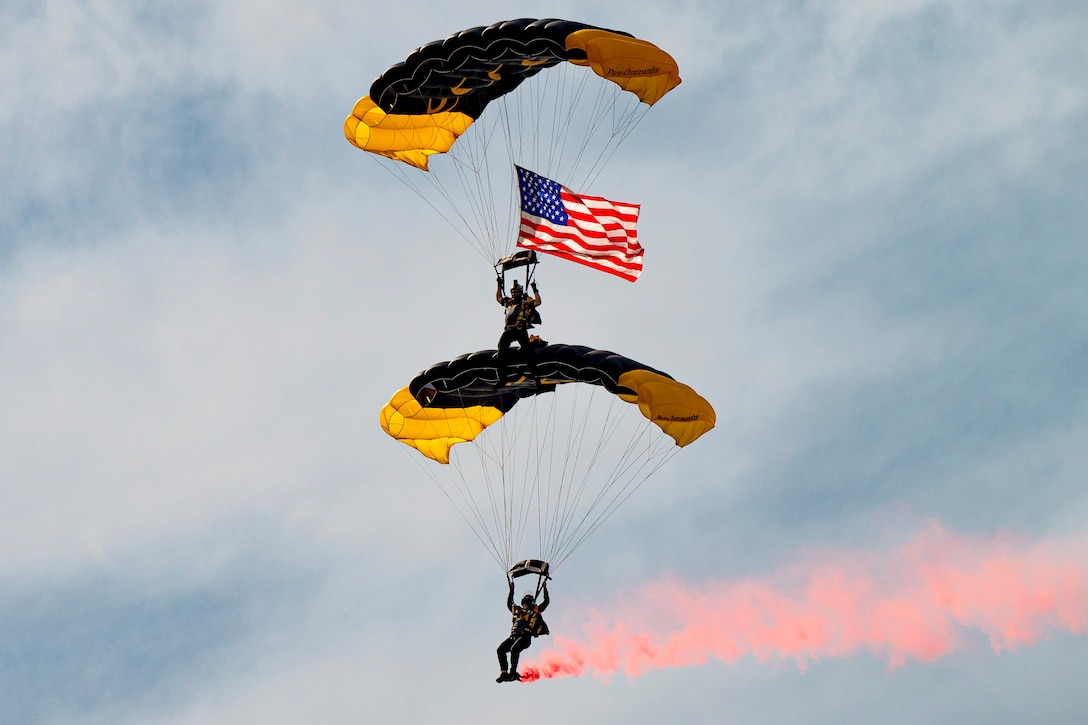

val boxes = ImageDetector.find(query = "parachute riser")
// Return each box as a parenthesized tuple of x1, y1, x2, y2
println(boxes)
(507, 558, 551, 602)
(532, 571, 550, 601)
(495, 249, 539, 293)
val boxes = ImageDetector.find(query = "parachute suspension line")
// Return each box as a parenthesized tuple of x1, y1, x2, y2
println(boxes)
(365, 119, 517, 264)
(446, 117, 507, 261)
(507, 389, 538, 568)
(526, 63, 600, 192)
(547, 386, 631, 563)
(563, 398, 648, 531)
(448, 383, 518, 570)
(516, 386, 556, 564)
(460, 443, 514, 570)
(533, 382, 616, 566)
(495, 94, 524, 255)
(508, 62, 646, 194)
(398, 443, 507, 571)
(552, 426, 652, 561)
(553, 431, 680, 570)
(562, 68, 616, 187)
(538, 64, 655, 195)
(556, 453, 678, 569)
(522, 389, 552, 567)
(540, 62, 583, 182)
(496, 393, 518, 568)
(455, 385, 508, 568)
(513, 389, 537, 562)
(521, 72, 545, 183)
(503, 64, 603, 193)
(483, 381, 552, 568)
(546, 382, 602, 563)
(521, 65, 557, 182)
(476, 107, 521, 259)
(535, 388, 560, 563)
(430, 385, 511, 571)
(547, 391, 683, 569)
(444, 132, 491, 257)
(531, 385, 566, 565)
(534, 384, 574, 565)
(368, 156, 492, 266)
(482, 113, 514, 256)
(578, 88, 653, 192)
(475, 422, 516, 570)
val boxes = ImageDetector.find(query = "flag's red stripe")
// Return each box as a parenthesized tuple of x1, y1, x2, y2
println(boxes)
(524, 216, 636, 244)
(518, 243, 643, 276)
(518, 230, 644, 270)
(518, 244, 642, 282)
(518, 227, 643, 266)
(520, 216, 643, 251)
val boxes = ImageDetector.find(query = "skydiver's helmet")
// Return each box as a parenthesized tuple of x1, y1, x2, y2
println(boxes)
(510, 280, 524, 298)
(521, 594, 535, 607)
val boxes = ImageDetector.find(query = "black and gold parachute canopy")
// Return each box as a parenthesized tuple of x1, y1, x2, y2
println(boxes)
(345, 18, 681, 170)
(380, 343, 715, 464)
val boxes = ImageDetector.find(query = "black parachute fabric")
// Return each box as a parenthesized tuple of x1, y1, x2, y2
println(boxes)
(370, 19, 637, 119)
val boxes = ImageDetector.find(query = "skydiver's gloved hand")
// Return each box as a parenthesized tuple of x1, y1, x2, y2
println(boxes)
(497, 275, 504, 289)
(531, 282, 538, 292)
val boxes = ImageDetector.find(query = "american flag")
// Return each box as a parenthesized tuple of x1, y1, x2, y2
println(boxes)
(515, 166, 644, 282)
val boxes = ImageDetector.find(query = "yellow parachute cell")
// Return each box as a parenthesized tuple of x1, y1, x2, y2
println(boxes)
(380, 386, 502, 464)
(565, 29, 681, 106)
(617, 369, 717, 447)
(343, 97, 473, 171)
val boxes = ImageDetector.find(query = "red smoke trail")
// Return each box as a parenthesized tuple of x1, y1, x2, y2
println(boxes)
(520, 522, 1088, 682)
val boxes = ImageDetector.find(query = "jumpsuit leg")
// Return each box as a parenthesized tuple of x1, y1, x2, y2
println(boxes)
(508, 634, 532, 672)
(496, 329, 519, 383)
(517, 329, 538, 380)
(497, 636, 516, 671)
(497, 328, 534, 383)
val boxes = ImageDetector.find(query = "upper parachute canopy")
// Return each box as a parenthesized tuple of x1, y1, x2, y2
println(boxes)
(380, 343, 715, 464)
(345, 18, 681, 170)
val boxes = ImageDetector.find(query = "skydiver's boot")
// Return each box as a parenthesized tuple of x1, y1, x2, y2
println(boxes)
(508, 670, 521, 681)
(496, 670, 508, 683)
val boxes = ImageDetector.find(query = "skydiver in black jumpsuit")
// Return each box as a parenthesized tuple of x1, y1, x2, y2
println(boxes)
(495, 278, 542, 385)
(496, 576, 550, 682)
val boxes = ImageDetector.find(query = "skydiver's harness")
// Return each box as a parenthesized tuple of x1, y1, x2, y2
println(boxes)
(503, 297, 539, 330)
(506, 558, 551, 638)
(509, 605, 549, 637)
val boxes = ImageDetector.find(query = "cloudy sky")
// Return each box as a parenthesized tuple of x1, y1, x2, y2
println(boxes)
(3, 1, 1087, 722)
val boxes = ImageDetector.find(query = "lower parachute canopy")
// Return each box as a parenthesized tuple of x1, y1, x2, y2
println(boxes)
(380, 343, 715, 570)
